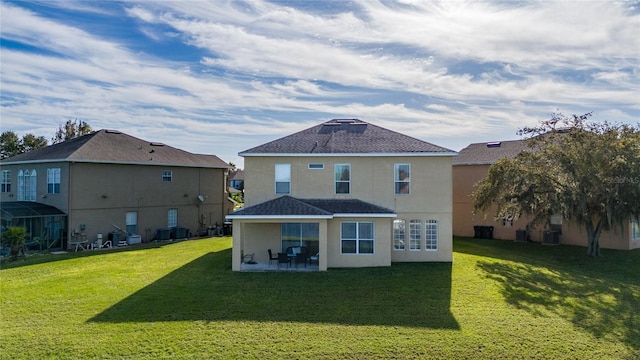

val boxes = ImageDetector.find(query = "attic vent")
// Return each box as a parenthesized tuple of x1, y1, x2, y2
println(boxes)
(486, 142, 502, 148)
(335, 119, 359, 123)
(105, 130, 121, 134)
(150, 142, 165, 147)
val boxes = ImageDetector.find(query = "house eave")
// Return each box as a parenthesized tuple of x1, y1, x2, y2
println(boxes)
(239, 152, 458, 158)
(226, 215, 333, 220)
(333, 213, 397, 218)
(1, 158, 230, 169)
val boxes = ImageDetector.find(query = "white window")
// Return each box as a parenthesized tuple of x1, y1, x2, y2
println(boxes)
(425, 220, 438, 251)
(393, 219, 406, 250)
(632, 217, 640, 241)
(308, 163, 324, 169)
(162, 170, 172, 182)
(47, 168, 61, 194)
(409, 220, 422, 251)
(168, 208, 178, 228)
(341, 221, 374, 254)
(18, 169, 36, 201)
(394, 164, 410, 194)
(335, 164, 350, 194)
(1, 170, 10, 193)
(275, 164, 291, 194)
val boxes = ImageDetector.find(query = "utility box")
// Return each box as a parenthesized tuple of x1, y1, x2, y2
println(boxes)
(543, 231, 559, 245)
(156, 228, 170, 241)
(515, 229, 528, 242)
(127, 235, 141, 245)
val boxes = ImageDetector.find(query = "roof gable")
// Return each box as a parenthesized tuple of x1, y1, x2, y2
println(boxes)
(240, 119, 455, 156)
(1, 130, 229, 168)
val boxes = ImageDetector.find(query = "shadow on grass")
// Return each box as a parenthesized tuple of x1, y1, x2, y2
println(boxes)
(455, 238, 640, 351)
(90, 249, 459, 329)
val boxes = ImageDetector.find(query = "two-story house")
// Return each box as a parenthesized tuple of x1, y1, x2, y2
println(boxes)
(453, 140, 640, 250)
(227, 119, 457, 271)
(0, 130, 232, 250)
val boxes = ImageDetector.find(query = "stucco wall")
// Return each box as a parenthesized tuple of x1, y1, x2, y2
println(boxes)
(452, 164, 636, 250)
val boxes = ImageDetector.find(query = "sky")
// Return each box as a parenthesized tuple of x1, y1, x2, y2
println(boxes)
(1, 0, 639, 168)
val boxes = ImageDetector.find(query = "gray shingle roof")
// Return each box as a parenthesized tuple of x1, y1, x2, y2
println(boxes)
(228, 196, 395, 218)
(453, 139, 529, 165)
(1, 130, 229, 168)
(240, 119, 455, 155)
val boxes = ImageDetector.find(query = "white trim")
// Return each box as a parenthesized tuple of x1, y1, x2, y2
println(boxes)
(333, 213, 397, 218)
(240, 152, 458, 157)
(226, 215, 332, 220)
(227, 213, 395, 220)
(1, 159, 230, 169)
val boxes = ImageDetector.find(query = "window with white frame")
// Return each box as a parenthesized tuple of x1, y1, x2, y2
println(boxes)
(168, 208, 178, 228)
(18, 169, 36, 201)
(394, 164, 410, 194)
(47, 168, 61, 194)
(632, 217, 640, 241)
(409, 220, 422, 251)
(335, 164, 350, 194)
(275, 164, 291, 194)
(393, 219, 406, 250)
(425, 220, 438, 250)
(162, 170, 172, 182)
(341, 221, 374, 254)
(1, 170, 10, 193)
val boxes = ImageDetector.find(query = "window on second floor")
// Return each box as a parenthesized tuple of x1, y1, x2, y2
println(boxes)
(18, 169, 36, 201)
(47, 168, 61, 194)
(394, 163, 410, 194)
(162, 170, 172, 182)
(1, 170, 10, 193)
(335, 164, 350, 194)
(275, 164, 291, 194)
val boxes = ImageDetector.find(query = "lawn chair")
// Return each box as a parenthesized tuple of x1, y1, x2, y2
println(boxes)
(267, 249, 278, 266)
(277, 252, 291, 269)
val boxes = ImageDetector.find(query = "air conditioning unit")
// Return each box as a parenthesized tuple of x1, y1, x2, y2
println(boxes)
(543, 231, 559, 245)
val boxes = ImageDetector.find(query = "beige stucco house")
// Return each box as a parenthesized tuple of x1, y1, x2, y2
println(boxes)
(453, 140, 640, 250)
(0, 130, 232, 250)
(227, 119, 457, 271)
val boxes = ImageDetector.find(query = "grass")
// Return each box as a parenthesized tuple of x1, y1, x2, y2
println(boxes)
(1, 237, 638, 359)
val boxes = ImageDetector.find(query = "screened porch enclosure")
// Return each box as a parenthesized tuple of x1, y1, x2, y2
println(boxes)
(1, 201, 68, 251)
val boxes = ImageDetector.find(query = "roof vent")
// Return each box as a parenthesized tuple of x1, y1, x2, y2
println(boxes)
(486, 142, 502, 148)
(150, 142, 165, 147)
(335, 119, 358, 123)
(105, 130, 121, 134)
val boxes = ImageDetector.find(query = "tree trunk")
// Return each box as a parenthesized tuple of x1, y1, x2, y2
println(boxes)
(585, 218, 603, 257)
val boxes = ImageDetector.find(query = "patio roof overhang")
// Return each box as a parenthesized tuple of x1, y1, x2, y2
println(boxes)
(226, 196, 397, 220)
(1, 201, 66, 220)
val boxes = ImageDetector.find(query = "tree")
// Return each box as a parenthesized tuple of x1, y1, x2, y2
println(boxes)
(52, 119, 92, 144)
(0, 131, 22, 159)
(1, 226, 27, 261)
(21, 133, 48, 153)
(0, 131, 48, 159)
(473, 112, 640, 257)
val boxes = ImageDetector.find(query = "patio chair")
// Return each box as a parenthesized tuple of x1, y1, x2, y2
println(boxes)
(267, 249, 278, 266)
(295, 251, 307, 268)
(277, 252, 291, 269)
(309, 252, 319, 265)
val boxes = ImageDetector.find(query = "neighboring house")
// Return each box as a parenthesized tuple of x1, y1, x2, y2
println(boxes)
(0, 130, 232, 250)
(229, 169, 244, 191)
(227, 119, 457, 271)
(453, 140, 640, 250)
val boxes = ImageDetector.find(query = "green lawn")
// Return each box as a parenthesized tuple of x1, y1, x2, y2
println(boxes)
(1, 237, 638, 359)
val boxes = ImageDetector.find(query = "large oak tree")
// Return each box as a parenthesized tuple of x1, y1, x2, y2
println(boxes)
(473, 113, 640, 256)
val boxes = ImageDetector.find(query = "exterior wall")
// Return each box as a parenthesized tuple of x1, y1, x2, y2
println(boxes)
(326, 217, 392, 268)
(68, 162, 230, 243)
(0, 161, 231, 248)
(242, 155, 454, 265)
(452, 164, 636, 250)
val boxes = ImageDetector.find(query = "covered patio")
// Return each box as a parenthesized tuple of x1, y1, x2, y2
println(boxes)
(227, 196, 396, 272)
(1, 201, 67, 251)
